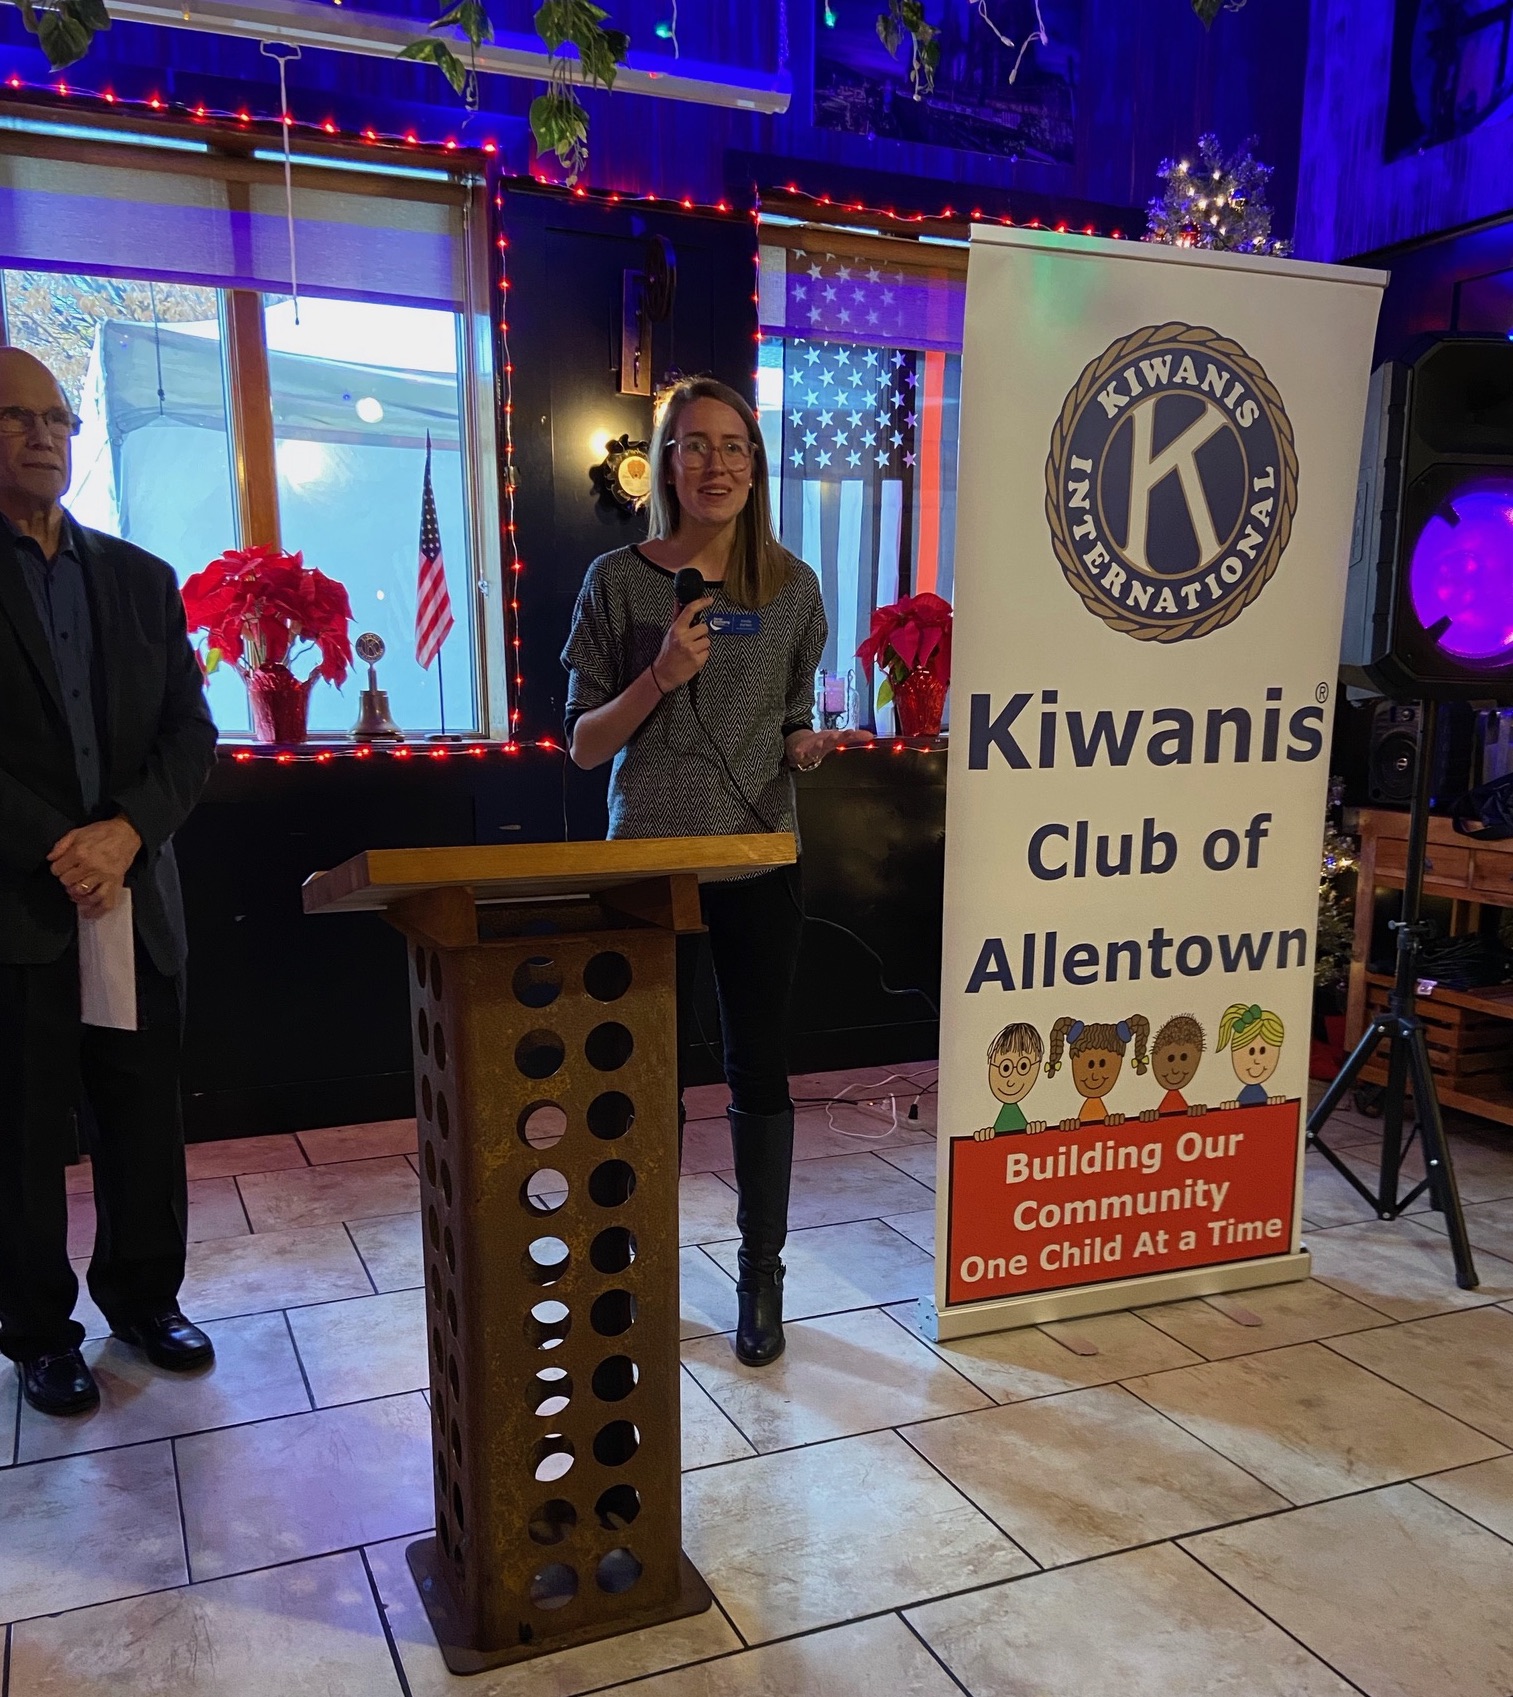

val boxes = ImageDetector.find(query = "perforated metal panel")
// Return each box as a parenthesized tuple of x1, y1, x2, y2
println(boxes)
(403, 908, 709, 1672)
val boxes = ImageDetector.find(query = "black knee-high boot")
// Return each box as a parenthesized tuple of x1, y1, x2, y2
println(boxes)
(727, 1106, 793, 1366)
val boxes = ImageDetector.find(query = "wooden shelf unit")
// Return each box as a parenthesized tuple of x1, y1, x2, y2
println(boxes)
(1346, 809, 1513, 1130)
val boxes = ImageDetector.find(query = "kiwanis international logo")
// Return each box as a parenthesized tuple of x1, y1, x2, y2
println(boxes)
(1044, 323, 1298, 643)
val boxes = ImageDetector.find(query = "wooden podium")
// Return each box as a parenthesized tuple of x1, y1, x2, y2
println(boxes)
(303, 834, 796, 1672)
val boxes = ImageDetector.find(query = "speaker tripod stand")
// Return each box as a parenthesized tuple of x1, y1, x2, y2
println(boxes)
(1308, 697, 1479, 1290)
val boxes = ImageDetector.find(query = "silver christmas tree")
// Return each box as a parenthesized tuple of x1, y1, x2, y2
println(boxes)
(1145, 133, 1290, 256)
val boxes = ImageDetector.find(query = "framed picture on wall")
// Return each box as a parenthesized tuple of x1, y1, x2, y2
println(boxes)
(812, 0, 1081, 165)
(1385, 0, 1513, 157)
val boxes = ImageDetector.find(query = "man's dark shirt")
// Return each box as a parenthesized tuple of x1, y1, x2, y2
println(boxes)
(3, 512, 100, 814)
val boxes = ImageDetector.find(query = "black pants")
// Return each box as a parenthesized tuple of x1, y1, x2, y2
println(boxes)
(676, 864, 804, 1116)
(0, 941, 188, 1362)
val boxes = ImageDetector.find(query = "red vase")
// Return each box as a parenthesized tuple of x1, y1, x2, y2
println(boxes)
(892, 668, 946, 738)
(247, 664, 311, 744)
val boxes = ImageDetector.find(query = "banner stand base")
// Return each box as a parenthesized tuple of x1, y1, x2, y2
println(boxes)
(918, 1249, 1312, 1342)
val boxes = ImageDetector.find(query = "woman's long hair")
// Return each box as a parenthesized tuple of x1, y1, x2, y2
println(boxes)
(646, 376, 789, 609)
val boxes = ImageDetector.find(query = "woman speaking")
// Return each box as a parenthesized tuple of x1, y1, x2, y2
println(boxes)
(562, 376, 866, 1367)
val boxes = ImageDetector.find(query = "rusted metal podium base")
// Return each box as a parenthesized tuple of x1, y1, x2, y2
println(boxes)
(406, 1537, 712, 1675)
(300, 839, 793, 1674)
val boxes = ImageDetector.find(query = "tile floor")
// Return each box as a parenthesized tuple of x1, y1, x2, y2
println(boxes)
(6, 1067, 1513, 1696)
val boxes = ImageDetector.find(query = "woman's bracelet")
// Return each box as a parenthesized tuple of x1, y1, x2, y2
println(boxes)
(649, 658, 670, 697)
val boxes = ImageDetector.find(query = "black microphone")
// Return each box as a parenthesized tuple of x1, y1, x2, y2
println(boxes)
(673, 567, 706, 612)
(673, 567, 706, 703)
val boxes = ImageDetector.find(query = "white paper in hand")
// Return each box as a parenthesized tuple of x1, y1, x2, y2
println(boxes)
(79, 888, 138, 1031)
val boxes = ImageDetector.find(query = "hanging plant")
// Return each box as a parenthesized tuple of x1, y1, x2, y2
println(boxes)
(398, 0, 627, 184)
(528, 0, 629, 184)
(398, 0, 493, 106)
(17, 0, 109, 68)
(876, 0, 939, 101)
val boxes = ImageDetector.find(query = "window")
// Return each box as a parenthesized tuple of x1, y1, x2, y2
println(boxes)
(2, 269, 249, 727)
(758, 229, 964, 728)
(0, 129, 498, 737)
(264, 297, 475, 735)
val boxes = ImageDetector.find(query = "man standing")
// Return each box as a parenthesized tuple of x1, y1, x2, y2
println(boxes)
(0, 348, 218, 1415)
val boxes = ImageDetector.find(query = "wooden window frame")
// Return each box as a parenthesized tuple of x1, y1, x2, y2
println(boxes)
(0, 114, 502, 733)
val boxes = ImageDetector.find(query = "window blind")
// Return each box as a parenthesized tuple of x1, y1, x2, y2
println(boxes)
(0, 146, 464, 311)
(758, 231, 965, 353)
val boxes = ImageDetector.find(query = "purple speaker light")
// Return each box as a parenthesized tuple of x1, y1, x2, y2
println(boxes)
(1408, 480, 1513, 663)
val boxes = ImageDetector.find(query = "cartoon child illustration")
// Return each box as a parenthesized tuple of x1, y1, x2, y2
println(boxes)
(1216, 1003, 1287, 1108)
(1045, 1015, 1151, 1130)
(1142, 1014, 1207, 1119)
(972, 1022, 1046, 1140)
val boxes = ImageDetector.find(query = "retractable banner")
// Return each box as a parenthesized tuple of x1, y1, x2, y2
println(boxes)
(932, 229, 1385, 1339)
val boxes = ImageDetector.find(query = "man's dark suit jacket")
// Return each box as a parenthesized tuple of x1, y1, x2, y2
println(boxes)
(0, 517, 217, 973)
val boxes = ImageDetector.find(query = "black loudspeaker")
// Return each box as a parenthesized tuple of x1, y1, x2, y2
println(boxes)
(1342, 335, 1513, 702)
(1366, 698, 1477, 810)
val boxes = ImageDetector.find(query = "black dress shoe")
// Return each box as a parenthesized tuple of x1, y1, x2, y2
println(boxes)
(112, 1312, 215, 1371)
(20, 1349, 100, 1416)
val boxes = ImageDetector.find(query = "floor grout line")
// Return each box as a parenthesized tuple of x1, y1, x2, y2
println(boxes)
(341, 1221, 382, 1296)
(167, 1433, 193, 1589)
(1314, 1324, 1513, 1452)
(897, 1609, 975, 1695)
(281, 1309, 319, 1412)
(1405, 1475, 1513, 1553)
(1170, 1536, 1376, 1697)
(359, 1545, 415, 1697)
(3, 1381, 435, 1476)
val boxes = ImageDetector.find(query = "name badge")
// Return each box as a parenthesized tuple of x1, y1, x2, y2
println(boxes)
(706, 612, 762, 635)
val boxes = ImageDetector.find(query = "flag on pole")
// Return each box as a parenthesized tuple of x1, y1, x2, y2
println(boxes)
(415, 431, 454, 671)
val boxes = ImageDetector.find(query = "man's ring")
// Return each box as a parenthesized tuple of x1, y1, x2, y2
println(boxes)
(77, 881, 91, 894)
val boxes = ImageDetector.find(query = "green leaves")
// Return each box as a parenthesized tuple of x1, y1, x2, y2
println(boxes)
(530, 0, 628, 183)
(435, 0, 494, 46)
(535, 0, 628, 89)
(529, 87, 590, 183)
(398, 0, 494, 97)
(19, 0, 112, 71)
(1192, 0, 1228, 22)
(397, 35, 472, 95)
(399, 0, 626, 183)
(875, 0, 938, 99)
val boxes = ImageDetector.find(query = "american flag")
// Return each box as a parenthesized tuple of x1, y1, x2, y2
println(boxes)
(775, 332, 921, 725)
(415, 430, 454, 671)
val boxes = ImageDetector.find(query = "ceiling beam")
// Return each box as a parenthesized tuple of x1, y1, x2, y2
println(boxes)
(101, 0, 791, 114)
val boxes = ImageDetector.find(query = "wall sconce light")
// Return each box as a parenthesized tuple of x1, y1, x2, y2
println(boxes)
(592, 434, 654, 510)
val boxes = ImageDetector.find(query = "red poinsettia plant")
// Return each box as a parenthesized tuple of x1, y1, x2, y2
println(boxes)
(181, 545, 353, 688)
(855, 591, 953, 708)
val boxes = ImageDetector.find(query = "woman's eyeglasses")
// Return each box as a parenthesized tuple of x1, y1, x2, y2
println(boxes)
(673, 435, 755, 469)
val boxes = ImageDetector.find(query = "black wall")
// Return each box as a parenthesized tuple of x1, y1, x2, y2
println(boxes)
(177, 746, 945, 1139)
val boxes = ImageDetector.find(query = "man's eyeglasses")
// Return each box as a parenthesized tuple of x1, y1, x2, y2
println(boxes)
(0, 406, 83, 440)
(674, 435, 755, 469)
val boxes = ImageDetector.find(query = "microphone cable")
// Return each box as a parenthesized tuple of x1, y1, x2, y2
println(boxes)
(668, 563, 938, 1017)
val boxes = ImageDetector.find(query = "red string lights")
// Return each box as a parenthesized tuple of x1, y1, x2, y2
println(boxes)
(0, 65, 509, 159)
(490, 170, 528, 742)
(224, 738, 565, 763)
(220, 735, 943, 763)
(765, 182, 1125, 243)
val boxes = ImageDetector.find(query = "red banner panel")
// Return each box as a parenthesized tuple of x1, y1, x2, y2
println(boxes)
(944, 1100, 1301, 1307)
